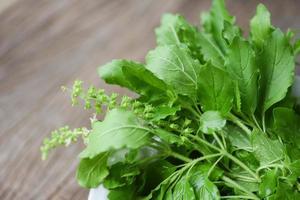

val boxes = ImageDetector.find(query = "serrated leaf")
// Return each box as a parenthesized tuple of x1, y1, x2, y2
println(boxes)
(258, 29, 295, 113)
(189, 164, 221, 200)
(225, 37, 258, 114)
(151, 105, 180, 122)
(198, 32, 225, 68)
(223, 21, 242, 44)
(107, 185, 137, 200)
(122, 63, 175, 103)
(259, 169, 278, 198)
(155, 14, 202, 59)
(197, 64, 234, 114)
(80, 109, 151, 158)
(146, 45, 201, 100)
(269, 181, 300, 200)
(173, 175, 196, 200)
(226, 125, 252, 151)
(141, 160, 176, 195)
(200, 111, 226, 134)
(103, 163, 139, 189)
(76, 153, 109, 188)
(250, 4, 272, 47)
(154, 129, 183, 146)
(201, 0, 235, 52)
(251, 130, 284, 166)
(98, 59, 132, 88)
(98, 60, 174, 103)
(273, 107, 300, 149)
(286, 160, 300, 184)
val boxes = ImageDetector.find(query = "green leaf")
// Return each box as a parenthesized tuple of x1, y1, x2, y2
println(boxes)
(80, 108, 151, 158)
(146, 164, 222, 200)
(98, 59, 132, 88)
(223, 21, 242, 44)
(146, 45, 201, 100)
(151, 105, 180, 122)
(273, 107, 300, 149)
(197, 64, 234, 114)
(250, 4, 272, 48)
(108, 185, 137, 200)
(286, 144, 300, 162)
(201, 0, 235, 52)
(103, 163, 140, 189)
(99, 60, 174, 103)
(251, 130, 284, 166)
(122, 63, 175, 103)
(226, 125, 252, 151)
(235, 151, 260, 173)
(269, 181, 300, 200)
(258, 29, 295, 113)
(286, 160, 300, 184)
(259, 169, 278, 198)
(198, 32, 225, 68)
(200, 111, 226, 134)
(173, 175, 196, 199)
(189, 165, 221, 200)
(141, 160, 176, 195)
(154, 129, 183, 146)
(225, 37, 258, 114)
(155, 14, 202, 59)
(76, 153, 109, 188)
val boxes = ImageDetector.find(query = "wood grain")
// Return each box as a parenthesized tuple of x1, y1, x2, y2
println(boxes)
(0, 0, 299, 199)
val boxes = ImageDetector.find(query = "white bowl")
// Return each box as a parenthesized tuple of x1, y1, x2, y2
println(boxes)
(88, 185, 108, 200)
(88, 76, 300, 200)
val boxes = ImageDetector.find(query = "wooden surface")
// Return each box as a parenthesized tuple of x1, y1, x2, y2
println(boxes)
(1, 0, 300, 199)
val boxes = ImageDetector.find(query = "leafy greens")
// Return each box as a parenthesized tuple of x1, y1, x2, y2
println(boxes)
(41, 1, 300, 199)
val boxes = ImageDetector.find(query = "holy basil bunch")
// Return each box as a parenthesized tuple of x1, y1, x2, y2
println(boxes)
(42, 1, 300, 199)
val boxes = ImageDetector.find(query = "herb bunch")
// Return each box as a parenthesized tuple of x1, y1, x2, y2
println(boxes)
(42, 1, 300, 199)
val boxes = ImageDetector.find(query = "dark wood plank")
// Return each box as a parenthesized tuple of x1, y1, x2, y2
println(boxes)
(0, 0, 300, 199)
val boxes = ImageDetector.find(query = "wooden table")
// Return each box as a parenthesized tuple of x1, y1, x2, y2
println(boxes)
(1, 0, 299, 199)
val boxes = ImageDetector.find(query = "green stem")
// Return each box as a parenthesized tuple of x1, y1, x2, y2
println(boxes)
(207, 155, 223, 177)
(192, 153, 223, 163)
(222, 176, 260, 200)
(169, 151, 192, 163)
(262, 113, 266, 133)
(256, 163, 285, 174)
(188, 135, 260, 181)
(228, 113, 252, 135)
(213, 132, 225, 150)
(220, 131, 227, 149)
(193, 101, 202, 115)
(225, 173, 258, 183)
(251, 113, 263, 131)
(188, 135, 221, 152)
(224, 152, 260, 181)
(185, 106, 201, 119)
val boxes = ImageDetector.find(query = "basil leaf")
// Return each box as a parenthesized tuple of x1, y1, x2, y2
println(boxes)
(146, 45, 201, 100)
(251, 130, 285, 166)
(273, 107, 300, 149)
(80, 109, 151, 158)
(200, 111, 226, 134)
(99, 60, 174, 103)
(201, 0, 235, 52)
(225, 37, 259, 114)
(250, 4, 272, 48)
(257, 29, 295, 113)
(76, 153, 109, 188)
(197, 64, 234, 114)
(259, 169, 278, 198)
(156, 14, 202, 60)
